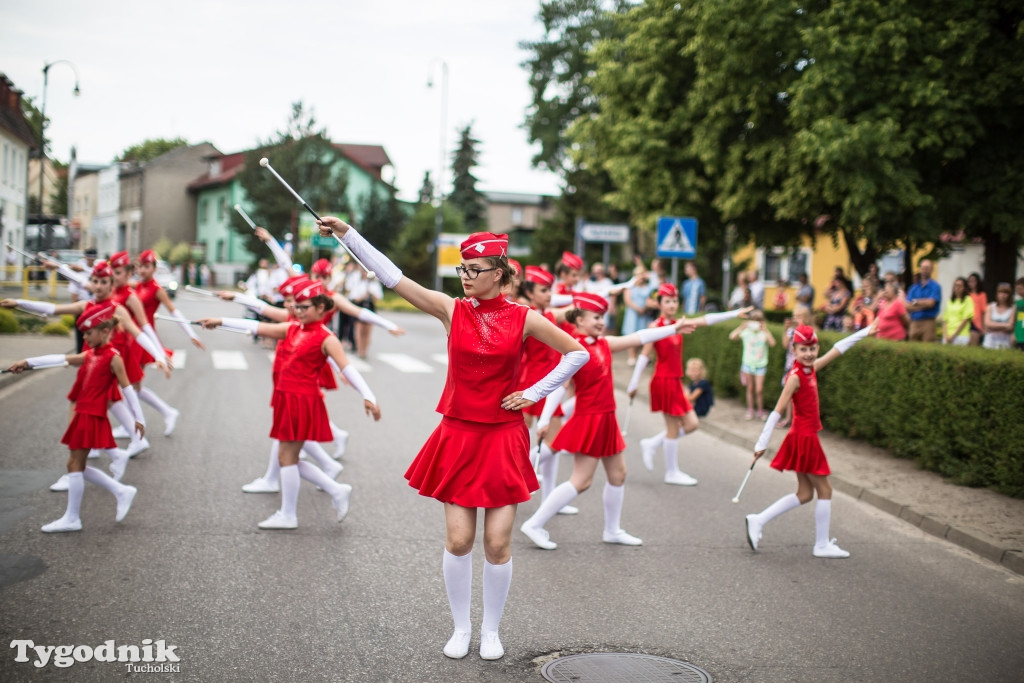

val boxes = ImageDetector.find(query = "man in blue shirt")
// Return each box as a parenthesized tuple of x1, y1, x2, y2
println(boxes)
(681, 261, 706, 315)
(906, 259, 941, 342)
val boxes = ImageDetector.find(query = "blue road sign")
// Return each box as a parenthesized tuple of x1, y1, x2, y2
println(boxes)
(656, 217, 697, 259)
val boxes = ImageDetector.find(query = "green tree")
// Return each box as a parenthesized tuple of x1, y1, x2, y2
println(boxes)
(234, 102, 351, 263)
(390, 203, 464, 286)
(50, 161, 69, 216)
(116, 137, 189, 164)
(357, 189, 406, 254)
(417, 171, 435, 205)
(447, 124, 487, 231)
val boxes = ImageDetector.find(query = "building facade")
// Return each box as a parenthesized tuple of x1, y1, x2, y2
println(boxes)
(483, 191, 556, 257)
(0, 74, 36, 265)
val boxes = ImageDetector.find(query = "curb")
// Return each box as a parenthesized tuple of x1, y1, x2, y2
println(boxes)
(613, 369, 1024, 577)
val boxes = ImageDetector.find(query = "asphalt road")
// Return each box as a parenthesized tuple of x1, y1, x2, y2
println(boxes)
(1, 292, 1022, 682)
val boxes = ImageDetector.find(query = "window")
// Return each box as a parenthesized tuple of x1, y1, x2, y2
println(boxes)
(218, 197, 226, 221)
(510, 207, 524, 225)
(2, 143, 7, 186)
(759, 247, 811, 284)
(199, 199, 208, 224)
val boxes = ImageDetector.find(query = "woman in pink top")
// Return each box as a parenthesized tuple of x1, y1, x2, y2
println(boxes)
(874, 274, 908, 341)
(966, 272, 987, 347)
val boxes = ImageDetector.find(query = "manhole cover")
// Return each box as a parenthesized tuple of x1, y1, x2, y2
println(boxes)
(541, 653, 712, 682)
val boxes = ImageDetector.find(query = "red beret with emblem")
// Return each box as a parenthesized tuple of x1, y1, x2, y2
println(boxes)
(460, 232, 508, 259)
(560, 251, 583, 272)
(793, 325, 819, 345)
(294, 280, 325, 303)
(91, 260, 113, 279)
(138, 249, 157, 264)
(572, 291, 609, 315)
(109, 251, 131, 268)
(657, 283, 678, 298)
(77, 300, 117, 331)
(525, 265, 555, 287)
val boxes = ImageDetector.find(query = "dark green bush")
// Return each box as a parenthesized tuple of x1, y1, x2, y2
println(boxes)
(0, 308, 18, 333)
(41, 321, 71, 336)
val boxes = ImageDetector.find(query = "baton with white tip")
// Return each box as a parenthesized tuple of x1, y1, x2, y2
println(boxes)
(185, 285, 217, 297)
(732, 461, 757, 504)
(154, 313, 248, 334)
(621, 397, 633, 436)
(233, 204, 258, 230)
(2, 361, 67, 373)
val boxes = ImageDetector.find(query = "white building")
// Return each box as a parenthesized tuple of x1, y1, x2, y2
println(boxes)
(0, 74, 36, 274)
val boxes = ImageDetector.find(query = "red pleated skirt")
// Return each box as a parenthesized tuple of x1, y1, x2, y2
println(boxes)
(522, 395, 564, 418)
(649, 377, 692, 416)
(405, 416, 536, 508)
(551, 411, 625, 458)
(318, 363, 338, 391)
(139, 346, 173, 367)
(770, 430, 831, 476)
(270, 390, 334, 442)
(113, 335, 144, 384)
(61, 413, 117, 450)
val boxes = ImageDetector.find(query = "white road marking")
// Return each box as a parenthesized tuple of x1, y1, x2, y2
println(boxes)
(346, 356, 373, 373)
(431, 354, 449, 366)
(375, 353, 435, 373)
(211, 350, 249, 370)
(169, 350, 187, 370)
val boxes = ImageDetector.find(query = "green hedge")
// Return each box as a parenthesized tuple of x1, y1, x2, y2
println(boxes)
(683, 322, 1024, 497)
(0, 309, 18, 333)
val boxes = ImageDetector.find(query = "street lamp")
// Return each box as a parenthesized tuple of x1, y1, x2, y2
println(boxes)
(37, 59, 81, 220)
(427, 59, 448, 291)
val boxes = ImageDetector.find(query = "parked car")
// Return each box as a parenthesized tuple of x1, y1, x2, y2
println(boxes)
(155, 260, 179, 298)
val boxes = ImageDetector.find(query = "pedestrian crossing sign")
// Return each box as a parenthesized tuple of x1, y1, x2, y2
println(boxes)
(656, 217, 697, 259)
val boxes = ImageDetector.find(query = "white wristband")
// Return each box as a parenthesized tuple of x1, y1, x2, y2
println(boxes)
(133, 329, 163, 362)
(15, 299, 56, 316)
(220, 317, 261, 334)
(357, 307, 398, 331)
(834, 326, 871, 354)
(341, 364, 376, 405)
(755, 411, 782, 451)
(171, 310, 200, 341)
(704, 309, 743, 326)
(264, 237, 293, 271)
(233, 293, 267, 314)
(636, 325, 677, 345)
(550, 293, 574, 308)
(141, 324, 167, 361)
(521, 349, 589, 403)
(340, 228, 402, 288)
(121, 385, 146, 427)
(626, 354, 650, 394)
(26, 354, 67, 369)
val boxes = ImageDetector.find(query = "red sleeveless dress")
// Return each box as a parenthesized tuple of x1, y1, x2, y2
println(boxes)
(771, 364, 830, 475)
(405, 295, 535, 508)
(110, 286, 144, 384)
(551, 335, 626, 457)
(133, 278, 172, 365)
(516, 308, 564, 418)
(62, 343, 121, 449)
(649, 316, 691, 416)
(270, 322, 334, 442)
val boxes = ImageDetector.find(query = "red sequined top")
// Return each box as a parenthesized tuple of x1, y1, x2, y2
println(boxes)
(568, 335, 616, 415)
(274, 322, 333, 395)
(517, 308, 561, 389)
(787, 364, 823, 434)
(436, 296, 529, 424)
(134, 278, 162, 325)
(67, 344, 122, 417)
(652, 316, 683, 379)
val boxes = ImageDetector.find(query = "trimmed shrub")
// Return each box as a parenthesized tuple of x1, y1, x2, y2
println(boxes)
(0, 308, 18, 333)
(41, 321, 71, 336)
(60, 314, 76, 328)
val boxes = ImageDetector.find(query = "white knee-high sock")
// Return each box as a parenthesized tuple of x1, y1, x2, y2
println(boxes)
(663, 438, 680, 475)
(525, 481, 579, 530)
(296, 461, 341, 496)
(757, 493, 802, 525)
(260, 442, 281, 481)
(538, 445, 559, 501)
(814, 499, 832, 546)
(603, 483, 627, 535)
(301, 441, 334, 470)
(64, 472, 84, 522)
(138, 386, 175, 419)
(644, 430, 667, 448)
(83, 465, 124, 495)
(109, 401, 143, 447)
(443, 549, 473, 633)
(481, 559, 513, 635)
(279, 465, 300, 518)
(560, 396, 576, 419)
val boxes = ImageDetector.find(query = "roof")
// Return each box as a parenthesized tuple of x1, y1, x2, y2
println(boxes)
(187, 152, 247, 191)
(0, 73, 38, 148)
(334, 143, 391, 180)
(484, 190, 554, 206)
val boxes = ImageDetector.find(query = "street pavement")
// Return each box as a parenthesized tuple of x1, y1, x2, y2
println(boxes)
(0, 293, 1022, 681)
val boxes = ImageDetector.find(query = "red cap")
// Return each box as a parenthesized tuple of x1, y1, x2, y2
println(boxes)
(460, 232, 508, 259)
(77, 300, 117, 331)
(561, 251, 584, 272)
(572, 291, 609, 315)
(311, 259, 332, 277)
(278, 275, 309, 296)
(109, 251, 131, 268)
(793, 325, 819, 345)
(657, 283, 678, 298)
(294, 280, 325, 303)
(507, 259, 522, 277)
(138, 249, 157, 264)
(525, 265, 555, 287)
(91, 260, 113, 279)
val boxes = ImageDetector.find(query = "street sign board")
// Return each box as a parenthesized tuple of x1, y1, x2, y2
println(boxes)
(438, 233, 470, 278)
(580, 223, 630, 243)
(656, 216, 697, 259)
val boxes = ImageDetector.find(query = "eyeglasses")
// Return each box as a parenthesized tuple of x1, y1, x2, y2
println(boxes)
(455, 266, 497, 280)
(294, 303, 314, 311)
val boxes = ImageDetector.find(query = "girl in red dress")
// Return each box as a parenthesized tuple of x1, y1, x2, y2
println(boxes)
(317, 217, 587, 662)
(199, 280, 381, 530)
(627, 284, 750, 485)
(746, 321, 877, 558)
(520, 292, 696, 551)
(6, 301, 143, 532)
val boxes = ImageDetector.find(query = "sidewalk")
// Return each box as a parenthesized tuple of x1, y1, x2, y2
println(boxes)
(0, 333, 75, 392)
(611, 353, 1024, 576)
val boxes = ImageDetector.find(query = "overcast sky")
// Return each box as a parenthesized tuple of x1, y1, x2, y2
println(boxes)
(1, 0, 563, 202)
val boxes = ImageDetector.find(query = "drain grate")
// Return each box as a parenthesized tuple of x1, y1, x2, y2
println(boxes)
(541, 653, 712, 682)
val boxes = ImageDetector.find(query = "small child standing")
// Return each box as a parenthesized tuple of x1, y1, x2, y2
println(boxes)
(6, 300, 142, 532)
(729, 310, 775, 420)
(684, 358, 714, 417)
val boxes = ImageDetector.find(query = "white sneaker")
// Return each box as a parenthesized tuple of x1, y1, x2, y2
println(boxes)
(163, 409, 180, 436)
(745, 514, 762, 551)
(639, 437, 657, 471)
(41, 516, 82, 533)
(258, 510, 298, 530)
(115, 486, 137, 522)
(521, 523, 557, 550)
(557, 505, 579, 515)
(242, 477, 279, 494)
(332, 430, 349, 459)
(111, 424, 130, 439)
(87, 449, 100, 459)
(332, 483, 352, 522)
(813, 538, 850, 559)
(479, 632, 504, 660)
(109, 450, 129, 481)
(602, 528, 643, 546)
(126, 437, 150, 458)
(664, 470, 698, 486)
(322, 459, 344, 481)
(443, 631, 471, 659)
(49, 474, 70, 492)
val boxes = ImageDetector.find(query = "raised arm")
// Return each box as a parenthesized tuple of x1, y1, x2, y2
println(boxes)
(255, 227, 294, 271)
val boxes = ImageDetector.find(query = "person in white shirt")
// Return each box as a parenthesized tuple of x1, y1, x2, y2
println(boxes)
(748, 269, 765, 310)
(348, 270, 384, 359)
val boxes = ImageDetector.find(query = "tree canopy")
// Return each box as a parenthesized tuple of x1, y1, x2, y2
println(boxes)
(447, 124, 487, 231)
(116, 137, 189, 164)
